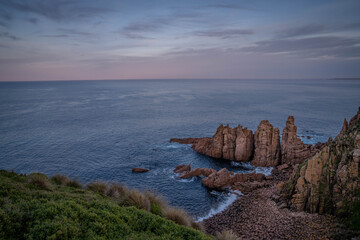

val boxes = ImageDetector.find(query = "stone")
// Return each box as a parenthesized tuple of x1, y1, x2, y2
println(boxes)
(281, 116, 318, 165)
(201, 168, 231, 190)
(132, 167, 149, 173)
(180, 168, 202, 178)
(173, 164, 191, 173)
(278, 164, 289, 171)
(252, 120, 281, 167)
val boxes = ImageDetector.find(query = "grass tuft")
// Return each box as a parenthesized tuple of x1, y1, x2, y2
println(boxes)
(28, 173, 50, 190)
(107, 183, 128, 199)
(125, 189, 151, 211)
(163, 207, 192, 227)
(215, 229, 240, 240)
(51, 174, 70, 185)
(66, 179, 82, 189)
(86, 181, 108, 195)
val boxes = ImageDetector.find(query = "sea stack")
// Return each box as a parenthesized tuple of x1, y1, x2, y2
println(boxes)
(281, 116, 317, 165)
(252, 120, 281, 167)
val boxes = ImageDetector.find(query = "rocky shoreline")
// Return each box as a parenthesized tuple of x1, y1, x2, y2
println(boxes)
(171, 107, 360, 239)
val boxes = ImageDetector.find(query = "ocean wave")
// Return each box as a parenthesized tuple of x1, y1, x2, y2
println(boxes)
(196, 190, 243, 222)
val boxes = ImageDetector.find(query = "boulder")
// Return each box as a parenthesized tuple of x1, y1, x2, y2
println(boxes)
(173, 164, 191, 173)
(252, 120, 281, 167)
(132, 168, 149, 173)
(201, 168, 231, 190)
(180, 168, 202, 178)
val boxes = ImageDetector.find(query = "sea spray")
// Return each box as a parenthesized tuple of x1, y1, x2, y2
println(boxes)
(195, 190, 243, 222)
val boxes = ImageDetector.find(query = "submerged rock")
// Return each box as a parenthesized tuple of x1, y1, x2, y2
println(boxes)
(132, 168, 149, 173)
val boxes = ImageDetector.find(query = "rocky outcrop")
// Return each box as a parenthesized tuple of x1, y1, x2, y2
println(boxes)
(283, 110, 360, 217)
(191, 124, 254, 162)
(201, 168, 266, 190)
(132, 168, 149, 173)
(281, 116, 319, 165)
(235, 126, 254, 162)
(336, 118, 348, 139)
(252, 120, 281, 167)
(173, 164, 191, 174)
(174, 165, 266, 191)
(201, 168, 232, 190)
(171, 116, 326, 167)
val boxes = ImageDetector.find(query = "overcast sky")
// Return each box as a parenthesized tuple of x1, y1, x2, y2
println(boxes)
(0, 0, 359, 81)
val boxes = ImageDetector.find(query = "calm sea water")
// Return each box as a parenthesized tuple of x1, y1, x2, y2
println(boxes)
(1, 79, 359, 219)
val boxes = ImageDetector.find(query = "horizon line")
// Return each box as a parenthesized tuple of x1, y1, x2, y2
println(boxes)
(1, 77, 360, 83)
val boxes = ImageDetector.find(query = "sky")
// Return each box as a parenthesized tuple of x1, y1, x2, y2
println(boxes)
(0, 0, 360, 81)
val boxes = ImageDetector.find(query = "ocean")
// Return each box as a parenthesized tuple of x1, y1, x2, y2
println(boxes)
(0, 79, 359, 220)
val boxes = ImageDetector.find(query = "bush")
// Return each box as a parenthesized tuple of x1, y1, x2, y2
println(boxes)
(66, 179, 82, 189)
(107, 183, 128, 199)
(51, 174, 70, 185)
(86, 181, 108, 195)
(145, 191, 168, 216)
(215, 229, 240, 240)
(28, 173, 50, 190)
(163, 207, 192, 227)
(0, 170, 213, 240)
(125, 189, 151, 212)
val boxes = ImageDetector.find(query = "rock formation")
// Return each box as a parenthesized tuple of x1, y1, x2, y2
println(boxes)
(191, 124, 254, 162)
(132, 168, 149, 173)
(283, 110, 360, 217)
(281, 116, 319, 165)
(173, 164, 191, 174)
(252, 120, 281, 167)
(171, 116, 327, 167)
(235, 126, 254, 162)
(174, 165, 266, 191)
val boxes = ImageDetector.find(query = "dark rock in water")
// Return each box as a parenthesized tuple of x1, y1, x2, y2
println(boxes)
(252, 120, 280, 167)
(281, 116, 319, 166)
(132, 167, 149, 173)
(306, 136, 311, 139)
(173, 164, 191, 173)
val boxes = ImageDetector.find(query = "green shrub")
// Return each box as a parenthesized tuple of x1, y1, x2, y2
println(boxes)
(0, 170, 213, 240)
(125, 189, 151, 211)
(66, 179, 82, 189)
(107, 183, 128, 199)
(51, 174, 70, 185)
(163, 207, 192, 227)
(86, 181, 108, 195)
(28, 173, 51, 190)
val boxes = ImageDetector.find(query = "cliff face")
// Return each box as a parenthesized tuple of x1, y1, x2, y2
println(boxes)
(252, 120, 281, 167)
(283, 108, 360, 216)
(281, 116, 319, 165)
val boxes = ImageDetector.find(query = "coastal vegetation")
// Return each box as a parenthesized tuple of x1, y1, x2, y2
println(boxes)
(0, 170, 212, 239)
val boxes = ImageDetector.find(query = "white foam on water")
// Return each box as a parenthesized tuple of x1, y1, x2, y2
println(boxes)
(254, 166, 273, 176)
(231, 161, 273, 176)
(195, 190, 243, 222)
